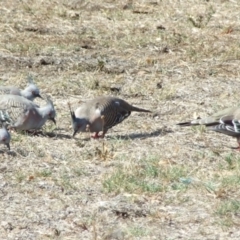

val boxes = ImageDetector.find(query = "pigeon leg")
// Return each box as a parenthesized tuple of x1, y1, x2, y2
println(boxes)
(91, 131, 106, 139)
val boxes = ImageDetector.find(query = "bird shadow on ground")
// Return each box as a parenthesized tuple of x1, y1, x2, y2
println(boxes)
(14, 127, 174, 141)
(71, 128, 173, 142)
(18, 129, 72, 139)
(44, 132, 72, 139)
(109, 127, 173, 140)
(230, 146, 240, 150)
(0, 150, 17, 156)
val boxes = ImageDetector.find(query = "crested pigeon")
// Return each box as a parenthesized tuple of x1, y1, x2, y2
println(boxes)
(69, 96, 151, 138)
(0, 124, 10, 150)
(0, 94, 56, 130)
(0, 75, 42, 101)
(177, 105, 240, 149)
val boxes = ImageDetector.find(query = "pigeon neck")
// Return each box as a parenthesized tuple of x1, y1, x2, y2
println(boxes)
(37, 105, 51, 119)
(21, 88, 33, 101)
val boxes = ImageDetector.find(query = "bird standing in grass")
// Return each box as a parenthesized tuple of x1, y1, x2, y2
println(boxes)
(69, 96, 151, 138)
(177, 105, 240, 149)
(0, 75, 42, 101)
(0, 94, 56, 131)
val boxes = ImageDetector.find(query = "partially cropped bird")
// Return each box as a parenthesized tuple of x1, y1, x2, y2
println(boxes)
(0, 75, 42, 101)
(0, 124, 10, 150)
(69, 96, 151, 138)
(0, 94, 56, 130)
(177, 105, 240, 149)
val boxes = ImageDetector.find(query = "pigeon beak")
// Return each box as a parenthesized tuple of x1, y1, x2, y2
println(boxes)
(5, 143, 10, 150)
(50, 118, 56, 125)
(37, 93, 43, 99)
(73, 130, 78, 137)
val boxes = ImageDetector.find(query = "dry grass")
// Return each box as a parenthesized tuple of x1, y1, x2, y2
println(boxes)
(1, 0, 240, 239)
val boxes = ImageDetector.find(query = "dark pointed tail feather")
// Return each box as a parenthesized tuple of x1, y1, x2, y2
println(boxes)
(205, 122, 223, 127)
(131, 106, 151, 113)
(177, 121, 194, 127)
(177, 121, 218, 127)
(68, 102, 76, 120)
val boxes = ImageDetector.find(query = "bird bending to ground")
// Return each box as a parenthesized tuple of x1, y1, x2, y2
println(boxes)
(177, 105, 240, 149)
(0, 94, 56, 131)
(0, 124, 10, 150)
(69, 96, 151, 138)
(0, 75, 42, 101)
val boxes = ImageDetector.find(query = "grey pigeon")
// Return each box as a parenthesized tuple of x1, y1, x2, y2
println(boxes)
(0, 75, 42, 101)
(177, 105, 240, 149)
(0, 124, 10, 150)
(69, 96, 151, 138)
(0, 94, 56, 130)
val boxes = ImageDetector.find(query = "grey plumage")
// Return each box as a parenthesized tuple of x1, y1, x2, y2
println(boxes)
(0, 94, 56, 130)
(69, 96, 151, 138)
(177, 105, 240, 148)
(0, 124, 10, 150)
(0, 75, 42, 101)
